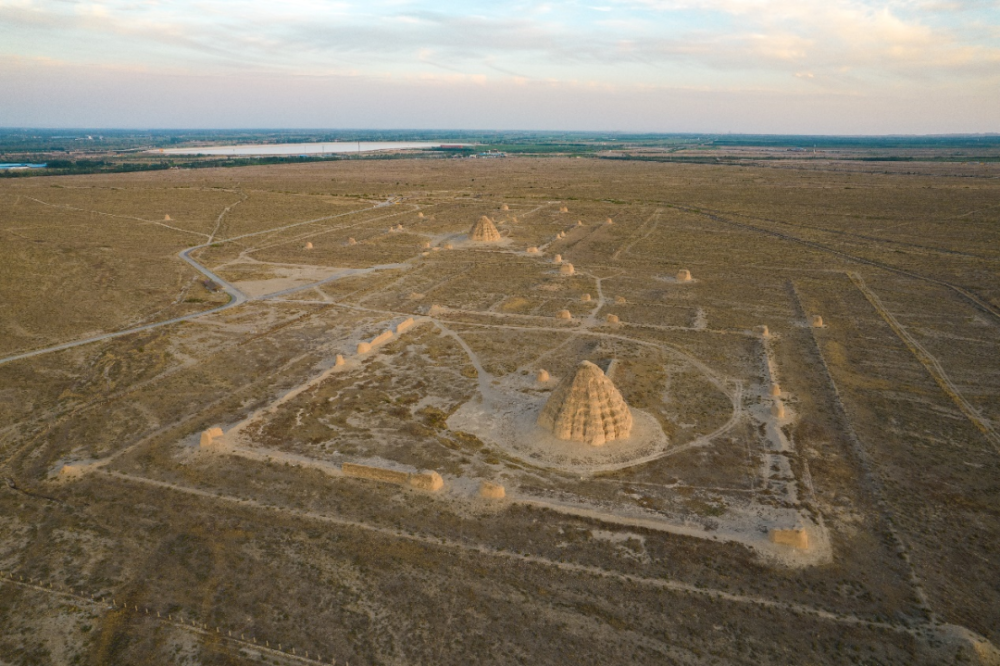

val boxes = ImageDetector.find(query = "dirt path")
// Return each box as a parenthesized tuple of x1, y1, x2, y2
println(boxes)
(848, 271, 1000, 453)
(20, 195, 210, 239)
(0, 200, 397, 367)
(675, 203, 1000, 325)
(92, 469, 930, 637)
(206, 190, 247, 243)
(789, 280, 937, 621)
(0, 574, 331, 665)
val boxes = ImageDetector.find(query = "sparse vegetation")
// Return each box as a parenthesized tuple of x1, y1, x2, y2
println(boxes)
(1, 147, 999, 665)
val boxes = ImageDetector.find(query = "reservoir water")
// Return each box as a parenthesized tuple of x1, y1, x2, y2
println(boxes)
(153, 142, 455, 157)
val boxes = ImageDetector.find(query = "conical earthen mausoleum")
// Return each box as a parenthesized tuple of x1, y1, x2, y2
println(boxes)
(470, 216, 501, 242)
(537, 361, 633, 446)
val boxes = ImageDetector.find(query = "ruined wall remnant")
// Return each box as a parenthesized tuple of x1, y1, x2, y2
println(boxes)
(408, 471, 444, 492)
(769, 528, 809, 550)
(677, 269, 692, 282)
(200, 427, 224, 449)
(342, 463, 410, 486)
(342, 463, 444, 492)
(395, 317, 415, 334)
(58, 463, 87, 479)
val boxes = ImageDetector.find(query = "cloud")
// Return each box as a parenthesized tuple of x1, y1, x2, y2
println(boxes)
(2, 55, 997, 133)
(0, 0, 997, 129)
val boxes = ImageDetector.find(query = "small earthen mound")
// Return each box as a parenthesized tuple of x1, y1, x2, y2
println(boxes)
(537, 369, 551, 383)
(304, 242, 314, 250)
(810, 315, 824, 328)
(526, 246, 540, 254)
(501, 204, 510, 211)
(347, 237, 357, 246)
(409, 292, 425, 300)
(557, 310, 572, 320)
(357, 341, 372, 354)
(335, 354, 346, 367)
(759, 325, 770, 338)
(605, 218, 614, 225)
(428, 304, 446, 316)
(576, 220, 583, 226)
(606, 314, 620, 324)
(559, 206, 569, 213)
(771, 400, 786, 419)
(443, 242, 454, 250)
(769, 383, 781, 397)
(58, 463, 86, 479)
(422, 241, 431, 249)
(677, 269, 692, 282)
(769, 528, 809, 550)
(200, 427, 224, 449)
(581, 294, 591, 302)
(470, 216, 502, 242)
(417, 212, 425, 218)
(537, 360, 633, 446)
(615, 296, 627, 304)
(164, 214, 172, 221)
(553, 254, 562, 264)
(479, 481, 506, 499)
(559, 263, 575, 276)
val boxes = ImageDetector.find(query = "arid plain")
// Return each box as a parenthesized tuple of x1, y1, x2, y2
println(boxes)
(2, 155, 999, 665)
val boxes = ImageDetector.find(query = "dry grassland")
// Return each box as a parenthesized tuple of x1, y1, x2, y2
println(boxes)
(1, 156, 999, 665)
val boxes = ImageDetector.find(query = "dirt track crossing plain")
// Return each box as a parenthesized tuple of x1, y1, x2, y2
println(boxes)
(2, 156, 1000, 665)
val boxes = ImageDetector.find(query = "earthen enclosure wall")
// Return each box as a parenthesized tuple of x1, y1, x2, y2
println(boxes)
(342, 463, 410, 486)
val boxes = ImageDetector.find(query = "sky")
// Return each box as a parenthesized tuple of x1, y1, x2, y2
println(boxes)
(1, 0, 998, 133)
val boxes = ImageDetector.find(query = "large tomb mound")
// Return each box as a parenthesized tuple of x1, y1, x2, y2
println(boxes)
(469, 215, 502, 242)
(537, 360, 633, 446)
